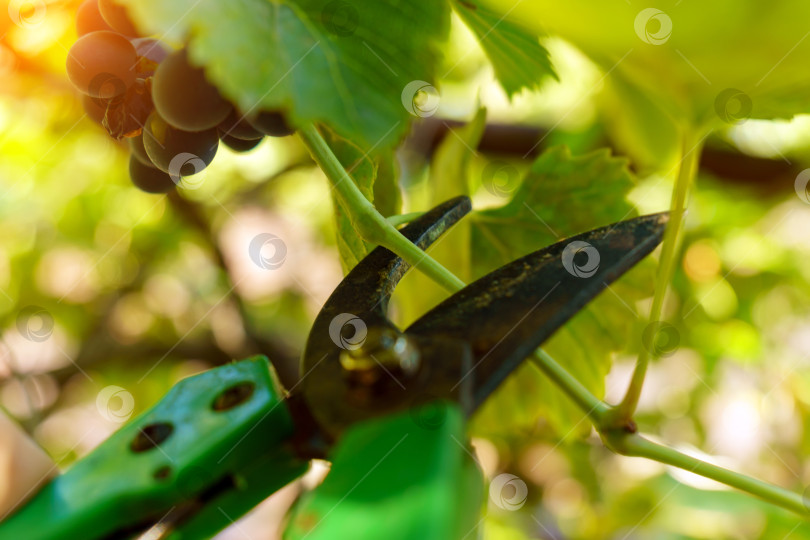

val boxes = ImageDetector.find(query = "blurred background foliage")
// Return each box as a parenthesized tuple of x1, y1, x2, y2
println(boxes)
(3, 1, 810, 538)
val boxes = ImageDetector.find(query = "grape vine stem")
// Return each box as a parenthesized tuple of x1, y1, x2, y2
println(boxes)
(533, 346, 809, 517)
(617, 435, 809, 516)
(613, 130, 704, 423)
(299, 123, 465, 293)
(386, 211, 424, 228)
(530, 349, 609, 422)
(301, 121, 808, 518)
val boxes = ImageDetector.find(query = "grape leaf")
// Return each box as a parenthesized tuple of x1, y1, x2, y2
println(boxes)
(321, 129, 376, 273)
(371, 151, 402, 220)
(392, 107, 487, 328)
(320, 131, 402, 273)
(599, 71, 681, 174)
(121, 0, 450, 152)
(452, 0, 557, 98)
(467, 146, 655, 439)
(433, 107, 488, 205)
(478, 0, 810, 167)
(469, 146, 638, 276)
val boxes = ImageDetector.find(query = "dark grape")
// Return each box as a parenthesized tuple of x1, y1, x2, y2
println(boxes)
(67, 31, 137, 98)
(152, 49, 232, 132)
(131, 38, 169, 77)
(132, 39, 169, 64)
(248, 111, 294, 137)
(98, 0, 139, 36)
(220, 133, 263, 153)
(76, 0, 113, 36)
(82, 94, 108, 125)
(129, 156, 176, 193)
(217, 109, 263, 140)
(143, 112, 218, 176)
(128, 133, 153, 166)
(103, 78, 153, 139)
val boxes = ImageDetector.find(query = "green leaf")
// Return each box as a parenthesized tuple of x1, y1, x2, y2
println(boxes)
(469, 146, 637, 275)
(393, 107, 487, 327)
(321, 129, 375, 273)
(599, 71, 681, 174)
(479, 0, 810, 129)
(452, 0, 556, 97)
(122, 0, 450, 152)
(468, 146, 655, 439)
(319, 130, 402, 273)
(372, 152, 402, 220)
(432, 107, 488, 205)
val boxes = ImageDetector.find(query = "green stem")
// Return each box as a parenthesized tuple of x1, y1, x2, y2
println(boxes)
(386, 212, 424, 228)
(531, 348, 810, 517)
(530, 349, 609, 423)
(531, 348, 810, 518)
(618, 434, 809, 517)
(614, 131, 705, 421)
(298, 123, 465, 293)
(302, 121, 809, 519)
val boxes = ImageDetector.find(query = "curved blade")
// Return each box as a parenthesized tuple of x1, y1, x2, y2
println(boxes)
(406, 212, 669, 411)
(300, 197, 471, 437)
(301, 209, 666, 438)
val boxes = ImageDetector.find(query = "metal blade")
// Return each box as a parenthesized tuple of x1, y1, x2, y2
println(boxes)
(300, 206, 666, 438)
(406, 212, 669, 412)
(300, 197, 471, 437)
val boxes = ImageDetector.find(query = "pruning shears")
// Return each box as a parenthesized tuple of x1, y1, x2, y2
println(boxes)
(0, 196, 667, 540)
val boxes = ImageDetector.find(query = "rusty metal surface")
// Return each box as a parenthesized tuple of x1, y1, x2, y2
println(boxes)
(406, 212, 669, 410)
(300, 199, 668, 438)
(300, 197, 473, 438)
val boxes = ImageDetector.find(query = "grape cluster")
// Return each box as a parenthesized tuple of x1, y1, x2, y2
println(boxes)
(68, 0, 294, 193)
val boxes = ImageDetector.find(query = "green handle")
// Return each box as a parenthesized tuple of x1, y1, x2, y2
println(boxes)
(285, 401, 484, 540)
(0, 357, 307, 540)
